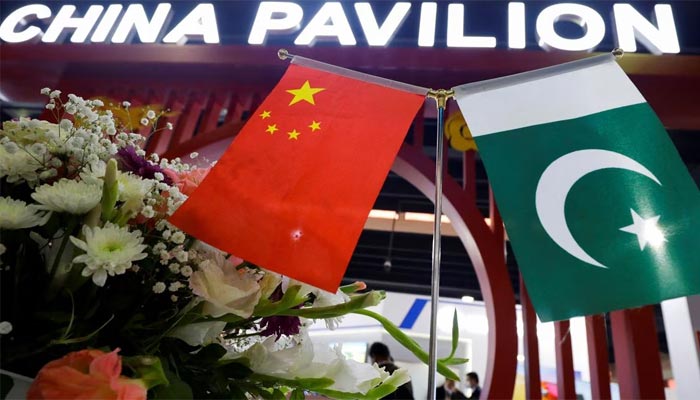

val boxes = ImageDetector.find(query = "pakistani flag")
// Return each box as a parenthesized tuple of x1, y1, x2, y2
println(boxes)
(453, 54, 700, 322)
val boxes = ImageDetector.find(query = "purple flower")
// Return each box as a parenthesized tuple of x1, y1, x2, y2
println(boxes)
(116, 146, 172, 184)
(260, 316, 302, 339)
(259, 283, 302, 339)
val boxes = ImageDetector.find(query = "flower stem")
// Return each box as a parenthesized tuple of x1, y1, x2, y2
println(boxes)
(48, 218, 77, 284)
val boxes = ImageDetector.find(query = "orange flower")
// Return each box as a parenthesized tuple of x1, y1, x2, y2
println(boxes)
(27, 349, 147, 400)
(164, 167, 211, 196)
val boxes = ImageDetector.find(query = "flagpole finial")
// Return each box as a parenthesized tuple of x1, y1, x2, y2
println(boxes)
(278, 49, 291, 61)
(427, 89, 455, 109)
(612, 48, 625, 59)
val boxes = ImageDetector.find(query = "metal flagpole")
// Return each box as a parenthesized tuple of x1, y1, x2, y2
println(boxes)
(279, 48, 454, 396)
(426, 89, 454, 400)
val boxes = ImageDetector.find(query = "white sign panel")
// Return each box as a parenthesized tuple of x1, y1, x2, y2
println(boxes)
(0, 2, 681, 54)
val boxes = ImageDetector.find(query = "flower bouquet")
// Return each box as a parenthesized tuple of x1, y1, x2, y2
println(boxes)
(0, 90, 464, 399)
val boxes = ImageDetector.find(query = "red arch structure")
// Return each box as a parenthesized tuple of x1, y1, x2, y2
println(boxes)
(4, 44, 693, 399)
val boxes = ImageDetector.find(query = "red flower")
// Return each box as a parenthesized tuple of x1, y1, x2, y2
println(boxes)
(27, 349, 146, 400)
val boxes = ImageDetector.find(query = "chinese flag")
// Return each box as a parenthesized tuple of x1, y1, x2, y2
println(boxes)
(169, 61, 426, 292)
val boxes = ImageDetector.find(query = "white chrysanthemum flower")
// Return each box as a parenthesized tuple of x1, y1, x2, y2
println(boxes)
(70, 223, 147, 287)
(118, 172, 155, 214)
(0, 146, 42, 185)
(31, 179, 102, 215)
(169, 281, 183, 292)
(1, 118, 62, 146)
(168, 263, 180, 273)
(180, 265, 193, 277)
(0, 197, 50, 230)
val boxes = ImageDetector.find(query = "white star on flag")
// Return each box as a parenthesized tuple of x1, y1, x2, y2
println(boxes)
(619, 209, 667, 250)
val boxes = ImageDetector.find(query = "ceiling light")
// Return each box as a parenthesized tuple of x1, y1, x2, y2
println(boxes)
(404, 212, 450, 223)
(368, 209, 399, 220)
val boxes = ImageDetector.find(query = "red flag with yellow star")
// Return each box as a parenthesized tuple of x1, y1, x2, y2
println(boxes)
(169, 57, 427, 292)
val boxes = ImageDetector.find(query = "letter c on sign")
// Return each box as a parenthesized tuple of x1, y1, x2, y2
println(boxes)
(0, 4, 52, 43)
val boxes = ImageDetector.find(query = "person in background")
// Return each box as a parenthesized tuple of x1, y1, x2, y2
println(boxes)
(435, 379, 467, 400)
(465, 372, 481, 400)
(368, 342, 414, 399)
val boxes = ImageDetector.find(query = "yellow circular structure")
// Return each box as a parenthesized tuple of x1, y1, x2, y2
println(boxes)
(445, 111, 477, 151)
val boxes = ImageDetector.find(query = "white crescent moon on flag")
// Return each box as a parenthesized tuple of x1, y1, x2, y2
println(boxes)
(535, 149, 662, 268)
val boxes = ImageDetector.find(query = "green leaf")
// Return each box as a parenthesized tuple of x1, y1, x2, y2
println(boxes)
(0, 374, 14, 400)
(290, 389, 305, 400)
(353, 309, 460, 381)
(447, 309, 459, 360)
(250, 373, 334, 391)
(191, 343, 227, 366)
(313, 388, 366, 400)
(259, 388, 287, 400)
(207, 313, 243, 324)
(216, 360, 253, 379)
(123, 356, 169, 390)
(259, 388, 275, 400)
(152, 377, 193, 399)
(276, 291, 385, 319)
(441, 357, 470, 366)
(253, 285, 304, 317)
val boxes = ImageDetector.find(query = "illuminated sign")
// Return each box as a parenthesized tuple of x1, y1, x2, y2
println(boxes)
(0, 2, 681, 54)
(248, 2, 680, 54)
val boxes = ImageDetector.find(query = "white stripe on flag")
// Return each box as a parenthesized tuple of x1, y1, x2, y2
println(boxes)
(453, 54, 646, 137)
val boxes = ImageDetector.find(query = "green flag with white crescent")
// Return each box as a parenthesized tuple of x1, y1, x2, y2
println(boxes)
(453, 54, 700, 322)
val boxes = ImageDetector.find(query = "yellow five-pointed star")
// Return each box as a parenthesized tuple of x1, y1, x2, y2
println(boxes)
(288, 129, 301, 140)
(266, 124, 278, 135)
(286, 81, 325, 106)
(308, 120, 321, 132)
(259, 110, 271, 119)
